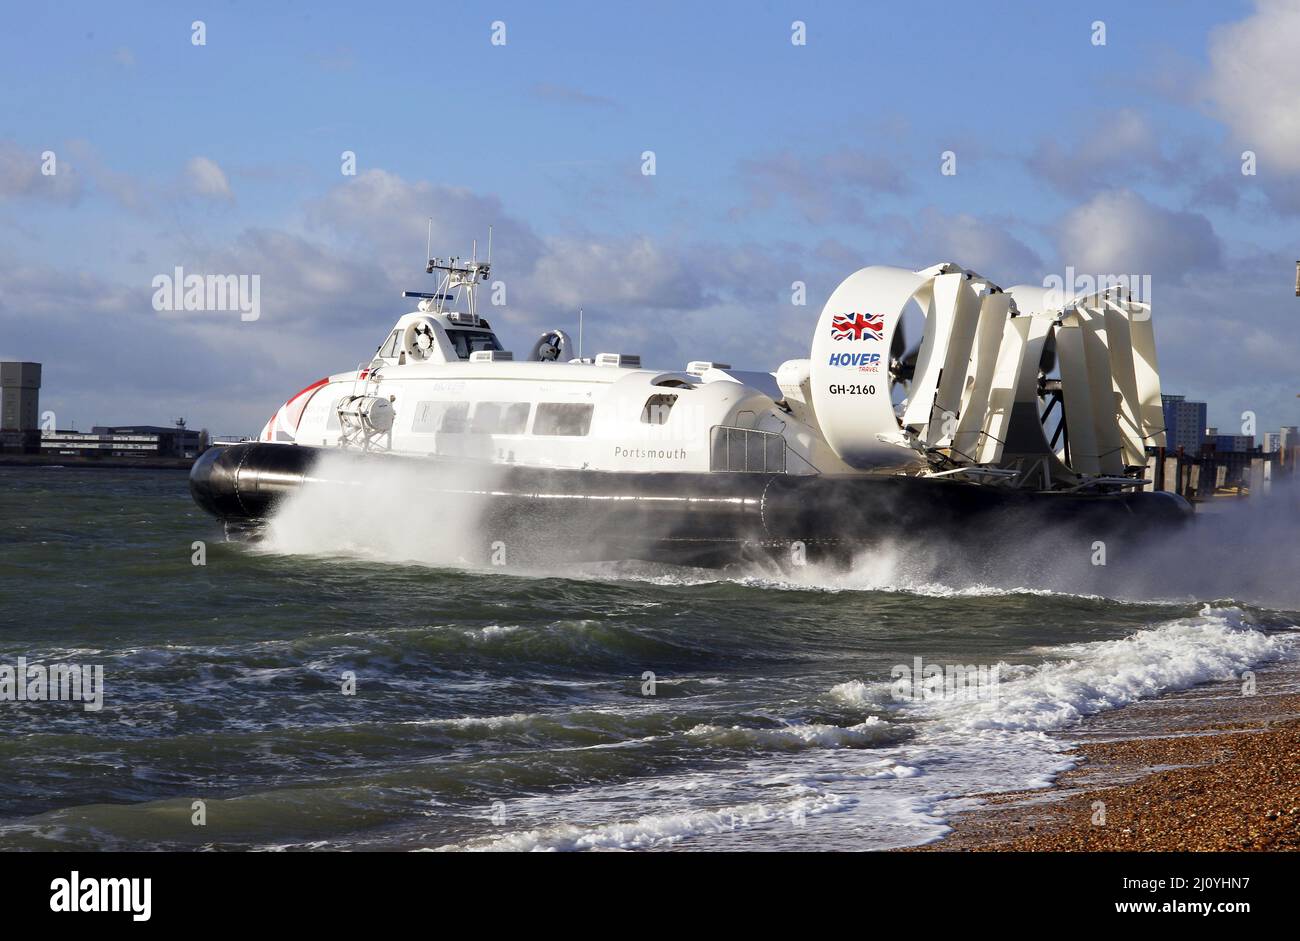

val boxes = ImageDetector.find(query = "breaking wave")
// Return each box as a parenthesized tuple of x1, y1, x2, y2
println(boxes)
(904, 605, 1291, 734)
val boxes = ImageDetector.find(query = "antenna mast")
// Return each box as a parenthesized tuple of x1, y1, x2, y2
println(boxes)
(406, 228, 494, 320)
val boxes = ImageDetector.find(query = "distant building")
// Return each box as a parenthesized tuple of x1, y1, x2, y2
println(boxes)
(41, 422, 203, 459)
(1263, 432, 1282, 453)
(1210, 434, 1255, 453)
(1282, 426, 1300, 452)
(0, 361, 42, 453)
(1161, 394, 1207, 454)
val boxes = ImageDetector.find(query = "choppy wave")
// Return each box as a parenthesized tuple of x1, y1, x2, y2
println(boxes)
(444, 790, 851, 852)
(7, 464, 1300, 852)
(827, 679, 895, 708)
(685, 716, 905, 750)
(558, 558, 1189, 608)
(907, 605, 1291, 734)
(418, 607, 1296, 852)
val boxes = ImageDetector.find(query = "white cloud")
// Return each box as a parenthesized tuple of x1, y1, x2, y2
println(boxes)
(193, 227, 390, 328)
(7, 162, 1272, 437)
(309, 171, 711, 320)
(68, 144, 239, 215)
(528, 235, 710, 312)
(61, 139, 156, 214)
(0, 256, 275, 434)
(733, 149, 910, 225)
(1056, 189, 1221, 283)
(1, 167, 800, 432)
(897, 208, 1043, 284)
(1205, 0, 1300, 174)
(307, 169, 542, 281)
(185, 156, 234, 201)
(0, 140, 81, 203)
(1151, 251, 1300, 435)
(1025, 109, 1176, 196)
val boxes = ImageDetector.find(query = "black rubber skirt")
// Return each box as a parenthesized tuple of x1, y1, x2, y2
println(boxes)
(191, 442, 1191, 566)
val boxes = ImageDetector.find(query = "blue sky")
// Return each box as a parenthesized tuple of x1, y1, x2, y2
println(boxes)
(2, 0, 1297, 436)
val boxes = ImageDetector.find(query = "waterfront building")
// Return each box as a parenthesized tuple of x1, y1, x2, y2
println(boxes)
(0, 361, 42, 453)
(40, 421, 203, 459)
(1208, 430, 1255, 453)
(1160, 394, 1207, 454)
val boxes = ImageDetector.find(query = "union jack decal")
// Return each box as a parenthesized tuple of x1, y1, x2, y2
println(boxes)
(831, 311, 884, 341)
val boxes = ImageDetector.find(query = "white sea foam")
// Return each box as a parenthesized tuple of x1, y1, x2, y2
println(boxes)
(448, 790, 849, 852)
(252, 459, 1297, 852)
(460, 624, 520, 642)
(911, 605, 1290, 734)
(255, 454, 1300, 612)
(415, 607, 1292, 853)
(685, 717, 900, 750)
(827, 678, 894, 707)
(567, 557, 1152, 605)
(569, 479, 1300, 611)
(404, 712, 540, 731)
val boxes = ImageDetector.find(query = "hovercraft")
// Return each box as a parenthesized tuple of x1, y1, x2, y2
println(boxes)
(191, 243, 1189, 566)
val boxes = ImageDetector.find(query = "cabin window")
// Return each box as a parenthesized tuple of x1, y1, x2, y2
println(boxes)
(533, 403, 594, 436)
(470, 401, 531, 435)
(641, 394, 677, 425)
(378, 330, 400, 359)
(412, 400, 469, 434)
(446, 329, 503, 360)
(710, 426, 787, 473)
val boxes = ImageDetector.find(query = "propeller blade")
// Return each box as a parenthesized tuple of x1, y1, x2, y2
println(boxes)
(892, 342, 921, 383)
(1038, 331, 1057, 375)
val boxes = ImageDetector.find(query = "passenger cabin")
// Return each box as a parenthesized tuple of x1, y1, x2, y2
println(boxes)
(371, 309, 507, 367)
(261, 295, 863, 478)
(264, 243, 858, 477)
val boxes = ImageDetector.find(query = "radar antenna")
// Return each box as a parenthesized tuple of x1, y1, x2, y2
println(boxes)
(403, 225, 495, 322)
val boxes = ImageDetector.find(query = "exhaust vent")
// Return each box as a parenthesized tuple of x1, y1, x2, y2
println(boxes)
(595, 353, 641, 368)
(686, 360, 732, 377)
(469, 350, 513, 362)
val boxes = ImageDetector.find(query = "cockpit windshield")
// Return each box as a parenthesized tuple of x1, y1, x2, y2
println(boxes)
(446, 329, 503, 360)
